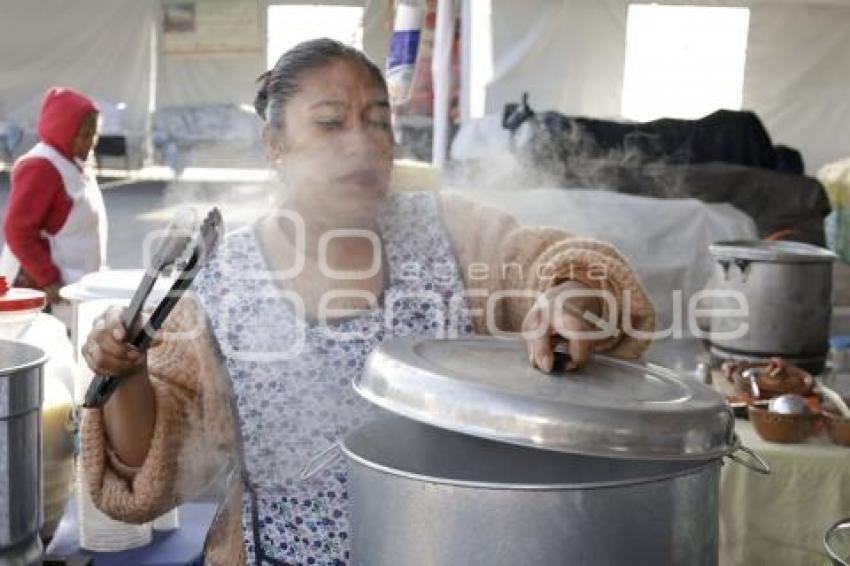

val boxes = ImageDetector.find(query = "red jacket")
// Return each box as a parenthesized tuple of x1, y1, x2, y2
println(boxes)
(3, 87, 98, 287)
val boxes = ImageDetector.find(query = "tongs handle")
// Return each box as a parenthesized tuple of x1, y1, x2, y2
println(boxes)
(82, 265, 196, 409)
(121, 271, 159, 337)
(82, 207, 221, 409)
(83, 269, 167, 410)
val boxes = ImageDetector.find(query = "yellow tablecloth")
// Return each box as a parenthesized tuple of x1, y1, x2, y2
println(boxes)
(721, 419, 850, 565)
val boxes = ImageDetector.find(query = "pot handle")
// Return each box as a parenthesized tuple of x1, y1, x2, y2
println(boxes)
(726, 441, 771, 475)
(300, 441, 343, 481)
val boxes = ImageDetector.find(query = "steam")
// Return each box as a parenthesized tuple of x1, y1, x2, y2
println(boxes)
(157, 177, 279, 237)
(173, 401, 236, 504)
(447, 115, 691, 199)
(130, 178, 268, 506)
(139, 105, 704, 508)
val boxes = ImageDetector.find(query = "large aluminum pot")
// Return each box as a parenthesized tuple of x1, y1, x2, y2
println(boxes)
(0, 340, 46, 566)
(708, 240, 837, 373)
(342, 417, 762, 566)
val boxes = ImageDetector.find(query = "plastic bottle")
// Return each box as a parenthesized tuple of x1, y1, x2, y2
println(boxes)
(386, 0, 425, 106)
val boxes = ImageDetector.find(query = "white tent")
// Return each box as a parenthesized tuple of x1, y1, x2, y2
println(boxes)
(483, 0, 850, 173)
(1, 0, 847, 172)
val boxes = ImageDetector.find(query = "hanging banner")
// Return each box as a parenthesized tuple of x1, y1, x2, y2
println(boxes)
(162, 0, 261, 57)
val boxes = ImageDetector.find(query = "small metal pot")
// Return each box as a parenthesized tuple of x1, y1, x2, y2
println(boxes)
(708, 240, 836, 374)
(342, 417, 766, 566)
(0, 339, 47, 566)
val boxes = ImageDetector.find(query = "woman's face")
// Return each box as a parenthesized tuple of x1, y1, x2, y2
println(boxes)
(266, 58, 394, 227)
(73, 112, 99, 161)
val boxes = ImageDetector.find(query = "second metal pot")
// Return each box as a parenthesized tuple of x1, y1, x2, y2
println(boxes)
(0, 339, 47, 566)
(708, 240, 836, 373)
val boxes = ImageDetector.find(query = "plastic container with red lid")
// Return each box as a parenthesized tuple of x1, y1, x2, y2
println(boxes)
(0, 276, 47, 339)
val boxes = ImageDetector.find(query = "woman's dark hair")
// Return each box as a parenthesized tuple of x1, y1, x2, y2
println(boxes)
(254, 38, 388, 129)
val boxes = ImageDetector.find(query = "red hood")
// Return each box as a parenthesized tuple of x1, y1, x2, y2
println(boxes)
(36, 87, 98, 161)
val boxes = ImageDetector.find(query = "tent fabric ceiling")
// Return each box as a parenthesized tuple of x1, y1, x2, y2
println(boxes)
(0, 0, 388, 152)
(0, 0, 154, 136)
(0, 0, 847, 172)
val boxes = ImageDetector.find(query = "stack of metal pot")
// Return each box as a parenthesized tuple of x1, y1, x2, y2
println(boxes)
(708, 240, 837, 373)
(0, 339, 47, 566)
(341, 336, 768, 566)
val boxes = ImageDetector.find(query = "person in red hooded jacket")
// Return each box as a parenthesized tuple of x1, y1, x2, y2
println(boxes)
(1, 87, 107, 304)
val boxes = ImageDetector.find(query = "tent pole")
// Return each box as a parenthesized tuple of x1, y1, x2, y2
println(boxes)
(144, 18, 158, 169)
(459, 0, 471, 124)
(431, 0, 453, 169)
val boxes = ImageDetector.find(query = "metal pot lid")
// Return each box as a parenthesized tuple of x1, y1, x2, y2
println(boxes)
(709, 240, 837, 263)
(357, 337, 736, 461)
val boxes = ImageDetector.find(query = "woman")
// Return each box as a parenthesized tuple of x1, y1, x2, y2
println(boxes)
(81, 39, 654, 565)
(1, 87, 106, 304)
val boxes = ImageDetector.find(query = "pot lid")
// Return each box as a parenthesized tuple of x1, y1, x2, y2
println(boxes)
(357, 337, 736, 461)
(709, 240, 837, 263)
(0, 277, 46, 313)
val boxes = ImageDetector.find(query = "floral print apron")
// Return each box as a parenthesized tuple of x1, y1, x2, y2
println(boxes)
(194, 193, 473, 565)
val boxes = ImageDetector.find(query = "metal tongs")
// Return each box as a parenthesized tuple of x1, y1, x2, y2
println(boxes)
(83, 208, 223, 408)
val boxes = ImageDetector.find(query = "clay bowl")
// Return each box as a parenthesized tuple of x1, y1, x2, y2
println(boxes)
(728, 359, 814, 399)
(823, 411, 850, 447)
(749, 405, 818, 443)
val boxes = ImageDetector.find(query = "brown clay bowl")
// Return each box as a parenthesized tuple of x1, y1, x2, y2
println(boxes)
(727, 359, 814, 398)
(749, 405, 817, 443)
(823, 411, 850, 447)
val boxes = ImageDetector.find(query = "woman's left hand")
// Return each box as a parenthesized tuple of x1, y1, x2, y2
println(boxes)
(522, 280, 603, 373)
(44, 282, 64, 305)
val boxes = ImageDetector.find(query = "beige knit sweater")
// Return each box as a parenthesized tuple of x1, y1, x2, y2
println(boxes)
(81, 194, 655, 565)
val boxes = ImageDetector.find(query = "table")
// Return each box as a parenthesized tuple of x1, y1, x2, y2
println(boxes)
(46, 498, 217, 566)
(720, 419, 850, 566)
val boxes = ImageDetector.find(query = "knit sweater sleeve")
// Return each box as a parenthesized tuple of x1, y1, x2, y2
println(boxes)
(441, 193, 655, 359)
(3, 158, 67, 287)
(80, 295, 237, 523)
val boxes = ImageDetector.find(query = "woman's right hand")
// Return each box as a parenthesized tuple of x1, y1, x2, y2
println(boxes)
(82, 307, 146, 378)
(83, 306, 159, 467)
